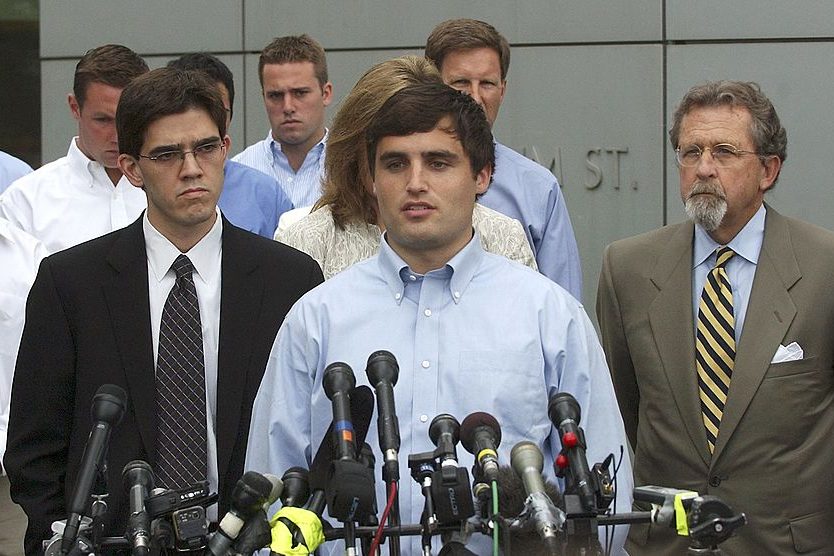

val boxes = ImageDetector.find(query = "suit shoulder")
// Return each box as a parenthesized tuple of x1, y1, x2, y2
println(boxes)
(605, 222, 688, 258)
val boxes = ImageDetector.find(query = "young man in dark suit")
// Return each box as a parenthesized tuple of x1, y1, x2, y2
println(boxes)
(4, 67, 323, 554)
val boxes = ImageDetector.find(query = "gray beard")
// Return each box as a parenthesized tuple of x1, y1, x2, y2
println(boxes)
(684, 183, 727, 231)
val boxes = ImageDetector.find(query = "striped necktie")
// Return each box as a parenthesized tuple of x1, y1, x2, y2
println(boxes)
(155, 254, 208, 488)
(696, 247, 736, 454)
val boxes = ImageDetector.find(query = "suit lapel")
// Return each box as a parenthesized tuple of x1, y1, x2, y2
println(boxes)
(215, 221, 263, 481)
(712, 207, 799, 462)
(648, 222, 712, 466)
(103, 218, 157, 460)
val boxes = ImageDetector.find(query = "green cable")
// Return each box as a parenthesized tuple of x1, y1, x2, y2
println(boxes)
(491, 479, 499, 556)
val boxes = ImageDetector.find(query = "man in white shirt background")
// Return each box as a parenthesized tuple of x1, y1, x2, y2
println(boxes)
(233, 34, 333, 210)
(0, 44, 148, 253)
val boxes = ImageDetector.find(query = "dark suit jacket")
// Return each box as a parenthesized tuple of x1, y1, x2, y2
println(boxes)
(4, 216, 323, 555)
(597, 206, 834, 555)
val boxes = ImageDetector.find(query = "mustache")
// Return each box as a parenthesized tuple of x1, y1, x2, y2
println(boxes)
(687, 181, 726, 201)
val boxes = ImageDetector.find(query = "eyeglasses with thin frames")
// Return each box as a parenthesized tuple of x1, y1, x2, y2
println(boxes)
(675, 143, 768, 168)
(137, 142, 226, 169)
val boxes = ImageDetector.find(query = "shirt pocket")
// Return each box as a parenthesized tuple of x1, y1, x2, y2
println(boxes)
(457, 350, 545, 442)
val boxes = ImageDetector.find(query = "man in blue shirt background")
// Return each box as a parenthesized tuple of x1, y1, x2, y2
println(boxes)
(246, 83, 631, 555)
(168, 53, 293, 239)
(425, 18, 583, 300)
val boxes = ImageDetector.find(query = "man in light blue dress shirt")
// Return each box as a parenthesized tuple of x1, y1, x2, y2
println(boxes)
(233, 35, 332, 208)
(247, 83, 631, 555)
(425, 19, 583, 300)
(168, 53, 293, 238)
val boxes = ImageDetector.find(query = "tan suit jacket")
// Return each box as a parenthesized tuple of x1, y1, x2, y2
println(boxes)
(597, 206, 834, 554)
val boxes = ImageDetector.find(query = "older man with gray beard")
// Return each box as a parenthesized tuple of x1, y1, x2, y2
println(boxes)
(596, 80, 834, 554)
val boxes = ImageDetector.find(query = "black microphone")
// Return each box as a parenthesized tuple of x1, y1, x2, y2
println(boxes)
(322, 362, 358, 461)
(228, 473, 283, 556)
(548, 392, 596, 512)
(280, 467, 310, 508)
(123, 460, 154, 556)
(511, 441, 565, 553)
(428, 414, 475, 524)
(460, 412, 502, 484)
(61, 384, 127, 554)
(306, 385, 375, 516)
(321, 366, 376, 523)
(365, 350, 401, 482)
(206, 471, 274, 555)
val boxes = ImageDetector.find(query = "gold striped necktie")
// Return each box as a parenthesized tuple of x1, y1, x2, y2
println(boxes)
(696, 246, 736, 454)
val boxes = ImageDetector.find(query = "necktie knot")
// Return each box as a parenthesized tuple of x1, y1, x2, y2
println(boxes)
(171, 254, 194, 282)
(715, 247, 735, 270)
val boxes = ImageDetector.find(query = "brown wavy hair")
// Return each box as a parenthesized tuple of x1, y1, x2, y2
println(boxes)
(316, 55, 442, 228)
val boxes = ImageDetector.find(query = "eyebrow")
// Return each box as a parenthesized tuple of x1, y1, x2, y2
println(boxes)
(145, 135, 221, 155)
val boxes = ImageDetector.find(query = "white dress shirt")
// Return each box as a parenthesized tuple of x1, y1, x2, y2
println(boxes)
(0, 138, 147, 253)
(143, 210, 222, 516)
(0, 218, 47, 471)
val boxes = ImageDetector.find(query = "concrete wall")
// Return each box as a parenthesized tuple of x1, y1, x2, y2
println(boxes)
(40, 1, 834, 310)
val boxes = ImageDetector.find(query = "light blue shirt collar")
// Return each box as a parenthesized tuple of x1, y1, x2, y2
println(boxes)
(377, 230, 482, 306)
(693, 203, 766, 268)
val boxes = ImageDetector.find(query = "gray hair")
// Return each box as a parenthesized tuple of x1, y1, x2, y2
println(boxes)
(669, 80, 787, 164)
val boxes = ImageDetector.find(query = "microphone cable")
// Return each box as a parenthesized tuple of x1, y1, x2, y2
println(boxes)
(369, 481, 398, 555)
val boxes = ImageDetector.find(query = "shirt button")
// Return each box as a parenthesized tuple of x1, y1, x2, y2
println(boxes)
(394, 293, 401, 300)
(421, 360, 430, 369)
(409, 275, 417, 281)
(453, 291, 461, 299)
(424, 309, 432, 317)
(420, 415, 428, 423)
(709, 476, 721, 487)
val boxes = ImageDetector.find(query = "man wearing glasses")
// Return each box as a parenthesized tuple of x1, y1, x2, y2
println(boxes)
(597, 81, 834, 553)
(5, 68, 323, 554)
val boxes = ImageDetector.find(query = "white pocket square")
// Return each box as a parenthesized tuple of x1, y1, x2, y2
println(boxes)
(771, 342, 804, 363)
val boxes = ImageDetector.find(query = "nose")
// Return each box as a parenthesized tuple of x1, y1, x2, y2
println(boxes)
(694, 149, 718, 180)
(468, 83, 484, 108)
(178, 151, 204, 178)
(283, 96, 296, 114)
(404, 164, 428, 194)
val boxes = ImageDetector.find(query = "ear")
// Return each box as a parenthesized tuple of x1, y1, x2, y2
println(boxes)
(321, 81, 334, 107)
(119, 154, 144, 189)
(222, 134, 231, 156)
(474, 165, 492, 196)
(760, 155, 782, 192)
(68, 94, 82, 121)
(498, 79, 507, 105)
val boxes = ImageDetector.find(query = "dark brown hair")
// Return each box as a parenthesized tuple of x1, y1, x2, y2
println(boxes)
(73, 44, 148, 107)
(117, 68, 227, 157)
(425, 19, 511, 80)
(258, 34, 328, 87)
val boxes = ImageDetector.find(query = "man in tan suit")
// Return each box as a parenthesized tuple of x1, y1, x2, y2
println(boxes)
(597, 80, 834, 554)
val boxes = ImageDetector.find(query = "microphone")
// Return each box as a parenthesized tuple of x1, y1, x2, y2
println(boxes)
(61, 384, 127, 554)
(228, 473, 283, 556)
(548, 392, 596, 512)
(262, 473, 284, 509)
(280, 467, 310, 508)
(460, 412, 502, 484)
(123, 460, 154, 556)
(306, 385, 375, 516)
(511, 441, 565, 553)
(322, 362, 358, 461)
(322, 365, 376, 523)
(428, 414, 475, 524)
(365, 350, 401, 482)
(206, 471, 275, 555)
